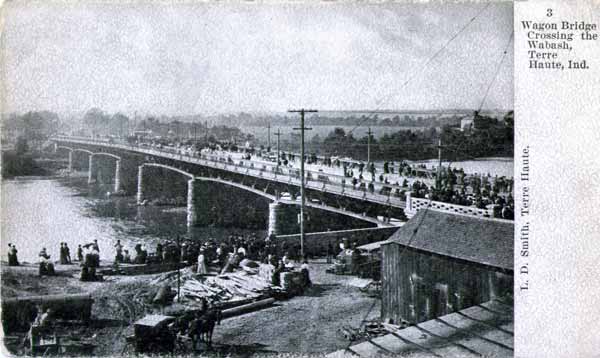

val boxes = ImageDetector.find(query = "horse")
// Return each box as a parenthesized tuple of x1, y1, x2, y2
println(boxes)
(188, 308, 222, 349)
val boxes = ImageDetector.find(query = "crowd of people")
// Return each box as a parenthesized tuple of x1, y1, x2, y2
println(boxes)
(124, 135, 515, 218)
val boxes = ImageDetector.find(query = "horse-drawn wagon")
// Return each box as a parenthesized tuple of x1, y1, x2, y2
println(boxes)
(130, 315, 176, 354)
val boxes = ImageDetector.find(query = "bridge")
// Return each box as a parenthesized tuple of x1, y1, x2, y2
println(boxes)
(136, 162, 391, 231)
(51, 136, 499, 233)
(53, 137, 402, 231)
(52, 136, 407, 207)
(56, 145, 122, 192)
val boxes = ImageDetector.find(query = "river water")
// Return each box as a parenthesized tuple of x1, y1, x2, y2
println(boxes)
(1, 175, 264, 264)
(410, 158, 514, 178)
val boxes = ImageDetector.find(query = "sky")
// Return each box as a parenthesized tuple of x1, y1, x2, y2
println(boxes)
(1, 1, 513, 116)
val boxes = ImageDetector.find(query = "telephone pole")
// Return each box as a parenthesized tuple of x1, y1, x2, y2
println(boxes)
(267, 122, 271, 150)
(289, 108, 317, 259)
(367, 127, 373, 164)
(275, 128, 282, 167)
(134, 111, 138, 136)
(205, 120, 208, 143)
(437, 138, 443, 190)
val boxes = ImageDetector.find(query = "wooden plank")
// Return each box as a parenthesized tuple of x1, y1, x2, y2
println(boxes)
(388, 332, 443, 357)
(413, 324, 483, 357)
(419, 318, 509, 358)
(435, 316, 514, 351)
(456, 311, 514, 336)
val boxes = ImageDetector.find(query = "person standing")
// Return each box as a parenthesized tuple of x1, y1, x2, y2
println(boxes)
(65, 243, 72, 264)
(114, 240, 123, 263)
(59, 243, 68, 265)
(77, 245, 83, 262)
(38, 248, 54, 275)
(197, 250, 208, 275)
(156, 242, 164, 263)
(8, 244, 19, 266)
(300, 260, 312, 287)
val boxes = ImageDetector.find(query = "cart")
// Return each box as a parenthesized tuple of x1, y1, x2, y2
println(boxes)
(130, 315, 176, 354)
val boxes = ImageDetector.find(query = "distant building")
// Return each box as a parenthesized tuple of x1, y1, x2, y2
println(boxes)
(380, 210, 513, 325)
(460, 118, 474, 131)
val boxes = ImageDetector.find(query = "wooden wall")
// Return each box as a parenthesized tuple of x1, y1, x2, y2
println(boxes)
(381, 243, 513, 324)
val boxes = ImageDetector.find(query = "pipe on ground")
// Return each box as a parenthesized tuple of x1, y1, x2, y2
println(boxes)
(221, 298, 276, 319)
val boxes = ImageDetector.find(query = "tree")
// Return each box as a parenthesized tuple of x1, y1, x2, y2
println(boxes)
(15, 136, 28, 155)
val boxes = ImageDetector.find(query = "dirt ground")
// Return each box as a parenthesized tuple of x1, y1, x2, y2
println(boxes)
(1, 259, 380, 357)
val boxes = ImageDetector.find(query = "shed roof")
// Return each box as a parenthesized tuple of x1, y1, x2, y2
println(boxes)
(327, 299, 514, 358)
(383, 210, 513, 271)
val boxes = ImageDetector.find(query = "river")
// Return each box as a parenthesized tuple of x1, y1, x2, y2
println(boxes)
(410, 157, 514, 178)
(1, 175, 264, 264)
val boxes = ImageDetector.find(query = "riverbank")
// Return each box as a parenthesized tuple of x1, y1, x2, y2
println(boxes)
(1, 259, 379, 356)
(1, 151, 49, 178)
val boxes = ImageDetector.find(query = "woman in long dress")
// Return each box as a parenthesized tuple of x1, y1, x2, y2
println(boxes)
(197, 250, 208, 275)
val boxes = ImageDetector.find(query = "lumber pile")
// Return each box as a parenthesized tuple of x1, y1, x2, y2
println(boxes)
(152, 265, 274, 305)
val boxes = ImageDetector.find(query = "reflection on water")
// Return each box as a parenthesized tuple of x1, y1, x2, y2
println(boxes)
(1, 176, 264, 263)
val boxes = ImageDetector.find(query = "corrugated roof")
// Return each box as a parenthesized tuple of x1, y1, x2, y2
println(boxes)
(327, 299, 513, 358)
(383, 210, 513, 271)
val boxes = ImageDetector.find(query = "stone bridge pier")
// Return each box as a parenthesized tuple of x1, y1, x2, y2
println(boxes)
(136, 166, 145, 206)
(267, 201, 300, 236)
(136, 164, 198, 227)
(88, 154, 122, 192)
(267, 202, 282, 236)
(187, 178, 197, 227)
(87, 156, 94, 184)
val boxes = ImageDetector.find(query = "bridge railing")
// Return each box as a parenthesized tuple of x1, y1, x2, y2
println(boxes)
(52, 136, 407, 209)
(52, 136, 513, 222)
(54, 136, 418, 194)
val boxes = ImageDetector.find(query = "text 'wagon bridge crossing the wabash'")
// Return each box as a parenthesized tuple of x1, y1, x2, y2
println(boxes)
(52, 136, 417, 233)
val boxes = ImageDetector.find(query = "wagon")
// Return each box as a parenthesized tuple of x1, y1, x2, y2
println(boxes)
(131, 315, 176, 354)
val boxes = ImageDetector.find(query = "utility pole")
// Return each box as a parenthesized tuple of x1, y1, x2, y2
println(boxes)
(289, 108, 317, 259)
(205, 120, 208, 143)
(437, 138, 443, 190)
(176, 234, 181, 302)
(194, 123, 197, 141)
(275, 128, 282, 167)
(367, 127, 373, 164)
(267, 122, 271, 151)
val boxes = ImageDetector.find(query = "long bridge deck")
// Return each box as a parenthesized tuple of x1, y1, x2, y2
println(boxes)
(52, 136, 407, 210)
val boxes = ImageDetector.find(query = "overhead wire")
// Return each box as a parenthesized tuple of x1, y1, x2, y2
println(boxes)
(345, 3, 492, 136)
(478, 33, 514, 112)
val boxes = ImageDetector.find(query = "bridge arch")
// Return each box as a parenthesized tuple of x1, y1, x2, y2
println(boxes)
(194, 176, 276, 201)
(92, 152, 121, 161)
(88, 152, 122, 191)
(136, 163, 197, 226)
(195, 176, 390, 229)
(136, 163, 390, 230)
(73, 148, 94, 156)
(139, 163, 194, 180)
(56, 145, 73, 152)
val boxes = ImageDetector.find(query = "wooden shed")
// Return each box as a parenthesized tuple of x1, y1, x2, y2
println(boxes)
(381, 210, 513, 325)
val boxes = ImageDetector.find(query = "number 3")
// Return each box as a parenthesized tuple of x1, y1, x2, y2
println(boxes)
(547, 8, 553, 17)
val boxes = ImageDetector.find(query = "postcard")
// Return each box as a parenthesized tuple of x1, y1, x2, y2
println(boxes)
(1, 1, 598, 357)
